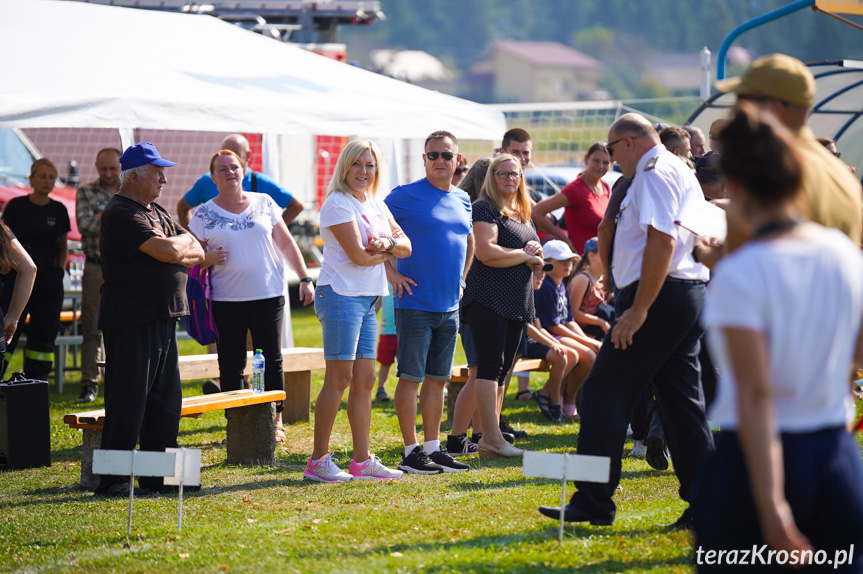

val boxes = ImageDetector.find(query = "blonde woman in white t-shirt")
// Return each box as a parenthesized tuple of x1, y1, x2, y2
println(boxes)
(693, 103, 863, 570)
(305, 140, 412, 482)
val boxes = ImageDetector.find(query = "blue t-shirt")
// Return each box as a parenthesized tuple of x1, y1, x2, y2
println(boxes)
(384, 178, 472, 313)
(535, 276, 571, 329)
(183, 170, 293, 208)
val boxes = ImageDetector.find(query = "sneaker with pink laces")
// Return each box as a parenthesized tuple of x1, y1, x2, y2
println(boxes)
(303, 453, 353, 483)
(349, 454, 404, 480)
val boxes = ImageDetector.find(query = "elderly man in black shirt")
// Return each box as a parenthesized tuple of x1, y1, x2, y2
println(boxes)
(94, 142, 204, 497)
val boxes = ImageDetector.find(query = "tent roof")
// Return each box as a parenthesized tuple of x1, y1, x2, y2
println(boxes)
(687, 60, 863, 179)
(0, 0, 504, 140)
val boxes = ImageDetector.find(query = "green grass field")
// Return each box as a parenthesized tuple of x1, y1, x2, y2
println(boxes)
(2, 305, 854, 573)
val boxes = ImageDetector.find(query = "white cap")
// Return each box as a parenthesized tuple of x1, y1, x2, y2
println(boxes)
(543, 240, 578, 261)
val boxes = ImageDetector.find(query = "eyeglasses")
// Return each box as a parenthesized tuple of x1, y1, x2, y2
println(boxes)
(426, 151, 455, 161)
(606, 136, 636, 158)
(494, 171, 522, 180)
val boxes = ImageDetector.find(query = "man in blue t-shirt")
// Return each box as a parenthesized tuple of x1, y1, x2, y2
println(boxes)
(384, 130, 474, 475)
(175, 134, 304, 229)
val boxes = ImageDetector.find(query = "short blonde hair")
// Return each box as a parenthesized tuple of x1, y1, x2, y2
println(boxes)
(479, 154, 531, 222)
(327, 140, 382, 198)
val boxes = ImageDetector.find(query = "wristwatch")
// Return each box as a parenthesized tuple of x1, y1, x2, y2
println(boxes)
(459, 278, 466, 289)
(299, 277, 314, 283)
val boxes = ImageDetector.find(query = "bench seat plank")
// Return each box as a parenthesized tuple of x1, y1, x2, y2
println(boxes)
(64, 390, 286, 430)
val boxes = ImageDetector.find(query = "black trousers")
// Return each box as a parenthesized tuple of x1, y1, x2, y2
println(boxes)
(570, 279, 714, 519)
(0, 266, 64, 380)
(464, 301, 525, 386)
(212, 296, 284, 412)
(98, 318, 182, 491)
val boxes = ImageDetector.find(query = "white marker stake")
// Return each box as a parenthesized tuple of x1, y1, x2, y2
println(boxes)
(522, 451, 611, 544)
(165, 448, 202, 532)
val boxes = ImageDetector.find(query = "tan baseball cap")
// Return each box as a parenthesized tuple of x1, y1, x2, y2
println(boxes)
(716, 53, 816, 108)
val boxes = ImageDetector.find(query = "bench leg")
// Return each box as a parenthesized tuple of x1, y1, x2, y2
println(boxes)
(80, 428, 101, 489)
(282, 370, 310, 425)
(226, 403, 276, 465)
(447, 381, 466, 423)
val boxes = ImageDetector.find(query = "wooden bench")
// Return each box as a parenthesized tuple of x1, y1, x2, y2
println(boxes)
(64, 347, 324, 488)
(65, 389, 285, 489)
(446, 358, 550, 421)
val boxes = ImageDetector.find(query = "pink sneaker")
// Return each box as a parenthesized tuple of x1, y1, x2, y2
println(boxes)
(303, 453, 352, 482)
(349, 454, 403, 480)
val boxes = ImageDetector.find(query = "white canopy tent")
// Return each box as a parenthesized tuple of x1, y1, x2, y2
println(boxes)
(0, 0, 505, 140)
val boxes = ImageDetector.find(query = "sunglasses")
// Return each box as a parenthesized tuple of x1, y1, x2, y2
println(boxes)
(606, 135, 636, 158)
(426, 151, 455, 161)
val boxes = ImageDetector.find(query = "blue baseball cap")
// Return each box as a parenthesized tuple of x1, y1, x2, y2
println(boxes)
(583, 237, 598, 254)
(119, 142, 177, 171)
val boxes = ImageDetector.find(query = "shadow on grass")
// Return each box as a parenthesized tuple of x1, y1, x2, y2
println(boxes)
(272, 523, 692, 572)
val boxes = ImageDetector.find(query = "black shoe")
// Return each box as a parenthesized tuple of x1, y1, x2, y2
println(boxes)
(375, 387, 390, 402)
(658, 507, 694, 531)
(202, 380, 221, 395)
(446, 433, 478, 457)
(472, 432, 514, 445)
(428, 448, 470, 473)
(398, 446, 444, 475)
(77, 387, 98, 403)
(645, 435, 669, 471)
(500, 416, 528, 439)
(538, 503, 613, 526)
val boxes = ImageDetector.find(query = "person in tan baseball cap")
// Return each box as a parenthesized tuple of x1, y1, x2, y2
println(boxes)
(714, 53, 862, 247)
(716, 53, 816, 108)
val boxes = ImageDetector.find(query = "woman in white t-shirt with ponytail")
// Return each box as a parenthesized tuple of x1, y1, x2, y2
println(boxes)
(304, 140, 412, 483)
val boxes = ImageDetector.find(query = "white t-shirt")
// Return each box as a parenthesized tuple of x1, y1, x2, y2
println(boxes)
(612, 145, 710, 288)
(317, 192, 392, 297)
(703, 225, 863, 432)
(188, 193, 285, 302)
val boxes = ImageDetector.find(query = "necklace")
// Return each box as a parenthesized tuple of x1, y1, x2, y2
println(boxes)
(751, 219, 802, 240)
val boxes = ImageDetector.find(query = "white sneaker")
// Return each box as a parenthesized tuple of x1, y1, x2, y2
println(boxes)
(303, 453, 353, 482)
(349, 454, 403, 480)
(630, 439, 647, 458)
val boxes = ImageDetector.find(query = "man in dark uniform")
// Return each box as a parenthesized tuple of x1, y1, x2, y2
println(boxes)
(538, 114, 714, 527)
(94, 142, 204, 496)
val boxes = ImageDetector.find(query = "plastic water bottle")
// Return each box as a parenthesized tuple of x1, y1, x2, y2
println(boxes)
(252, 349, 265, 393)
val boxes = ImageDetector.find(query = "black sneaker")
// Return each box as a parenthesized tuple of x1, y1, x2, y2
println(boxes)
(375, 387, 390, 402)
(77, 387, 97, 403)
(202, 380, 221, 395)
(499, 416, 528, 439)
(446, 433, 478, 457)
(472, 432, 514, 445)
(429, 448, 470, 473)
(645, 436, 670, 471)
(398, 446, 444, 475)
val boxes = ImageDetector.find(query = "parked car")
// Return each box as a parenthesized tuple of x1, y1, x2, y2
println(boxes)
(0, 128, 81, 242)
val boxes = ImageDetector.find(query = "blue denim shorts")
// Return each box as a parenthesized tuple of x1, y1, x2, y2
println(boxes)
(315, 284, 378, 361)
(394, 308, 459, 383)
